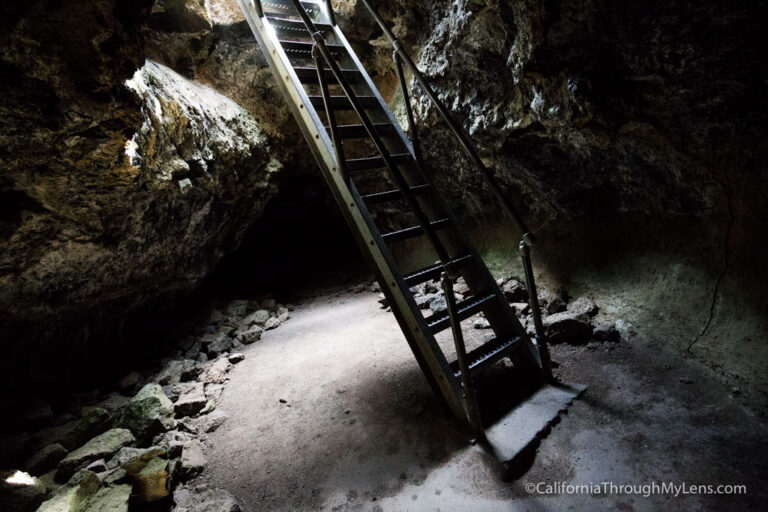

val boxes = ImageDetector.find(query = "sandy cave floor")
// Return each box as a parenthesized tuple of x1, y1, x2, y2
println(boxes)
(199, 287, 768, 512)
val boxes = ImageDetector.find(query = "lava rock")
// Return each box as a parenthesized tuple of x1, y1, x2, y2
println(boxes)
(156, 359, 201, 385)
(474, 317, 491, 329)
(177, 442, 206, 482)
(120, 448, 170, 503)
(207, 337, 233, 357)
(173, 485, 241, 512)
(202, 359, 234, 385)
(237, 325, 262, 344)
(242, 310, 270, 327)
(429, 295, 448, 314)
(117, 372, 142, 394)
(25, 443, 68, 476)
(502, 279, 528, 303)
(593, 323, 620, 342)
(263, 316, 281, 330)
(55, 428, 135, 482)
(31, 407, 111, 453)
(377, 294, 389, 309)
(567, 297, 599, 317)
(114, 384, 175, 444)
(543, 311, 593, 344)
(540, 288, 569, 314)
(225, 300, 249, 318)
(174, 383, 207, 417)
(228, 353, 245, 364)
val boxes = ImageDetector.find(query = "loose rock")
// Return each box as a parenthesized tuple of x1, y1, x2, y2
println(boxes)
(25, 443, 68, 476)
(543, 311, 593, 344)
(502, 279, 528, 303)
(177, 441, 206, 482)
(175, 383, 207, 418)
(55, 428, 135, 482)
(114, 384, 175, 444)
(593, 323, 620, 342)
(568, 296, 599, 317)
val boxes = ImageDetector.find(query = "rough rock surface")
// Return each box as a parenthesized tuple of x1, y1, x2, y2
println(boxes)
(0, 0, 281, 390)
(337, 0, 768, 399)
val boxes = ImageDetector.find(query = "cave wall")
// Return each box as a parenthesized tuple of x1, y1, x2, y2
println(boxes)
(0, 0, 285, 390)
(338, 0, 768, 400)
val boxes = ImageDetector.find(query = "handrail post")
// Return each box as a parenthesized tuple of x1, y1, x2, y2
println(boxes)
(520, 241, 552, 379)
(442, 272, 484, 440)
(253, 0, 263, 18)
(394, 52, 424, 168)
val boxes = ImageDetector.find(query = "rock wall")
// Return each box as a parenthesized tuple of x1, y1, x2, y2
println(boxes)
(339, 0, 768, 401)
(0, 0, 282, 390)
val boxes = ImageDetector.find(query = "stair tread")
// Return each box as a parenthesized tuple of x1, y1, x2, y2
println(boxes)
(361, 184, 430, 205)
(308, 95, 378, 110)
(266, 16, 332, 33)
(381, 218, 451, 243)
(345, 153, 411, 171)
(403, 254, 473, 287)
(450, 336, 522, 377)
(426, 293, 496, 334)
(293, 66, 363, 84)
(279, 40, 344, 53)
(328, 123, 394, 139)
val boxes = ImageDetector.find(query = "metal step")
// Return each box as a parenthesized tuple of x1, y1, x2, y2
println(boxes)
(262, 0, 321, 14)
(294, 66, 363, 84)
(449, 336, 522, 377)
(265, 16, 332, 34)
(308, 95, 379, 110)
(279, 40, 345, 56)
(381, 218, 451, 243)
(345, 153, 411, 171)
(330, 123, 394, 139)
(403, 254, 474, 287)
(361, 184, 430, 205)
(426, 293, 496, 334)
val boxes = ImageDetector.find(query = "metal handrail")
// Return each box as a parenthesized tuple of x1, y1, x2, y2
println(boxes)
(359, 0, 552, 379)
(359, 0, 534, 246)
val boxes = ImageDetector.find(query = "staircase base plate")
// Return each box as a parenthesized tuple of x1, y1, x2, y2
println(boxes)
(483, 382, 586, 468)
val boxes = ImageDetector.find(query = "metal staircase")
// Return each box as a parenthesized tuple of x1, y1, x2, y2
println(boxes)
(238, 0, 554, 438)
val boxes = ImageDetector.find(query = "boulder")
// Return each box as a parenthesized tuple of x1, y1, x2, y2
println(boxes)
(174, 383, 207, 417)
(117, 372, 142, 394)
(197, 410, 229, 433)
(55, 429, 135, 482)
(510, 302, 530, 316)
(156, 360, 201, 385)
(453, 278, 470, 296)
(593, 323, 620, 342)
(502, 279, 528, 303)
(25, 443, 68, 476)
(474, 317, 491, 329)
(237, 325, 262, 344)
(567, 296, 599, 317)
(429, 295, 448, 314)
(540, 288, 568, 314)
(30, 407, 111, 454)
(228, 353, 245, 364)
(177, 442, 206, 482)
(207, 337, 233, 357)
(242, 310, 270, 327)
(263, 316, 281, 330)
(173, 485, 241, 512)
(120, 449, 170, 503)
(114, 384, 175, 443)
(225, 300, 249, 318)
(543, 311, 593, 344)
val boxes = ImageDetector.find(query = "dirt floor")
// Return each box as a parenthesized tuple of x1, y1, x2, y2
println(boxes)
(202, 286, 768, 511)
